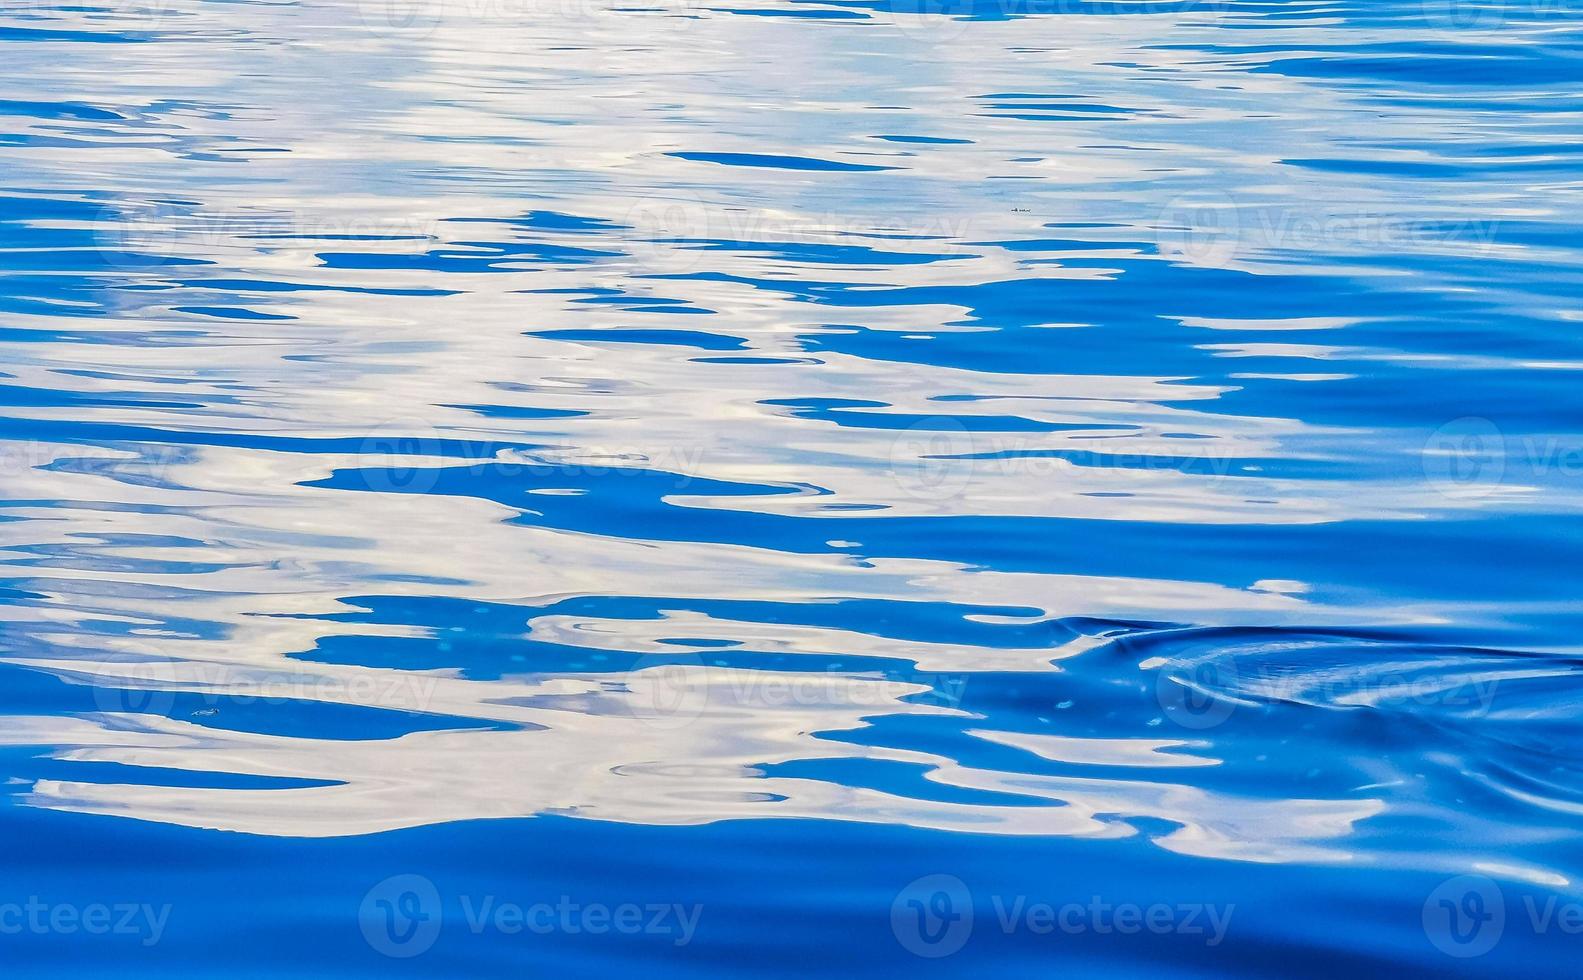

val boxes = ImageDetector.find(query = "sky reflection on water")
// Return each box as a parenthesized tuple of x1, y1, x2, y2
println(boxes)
(2, 0, 1582, 974)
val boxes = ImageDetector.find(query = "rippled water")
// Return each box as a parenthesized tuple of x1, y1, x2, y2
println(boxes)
(2, 0, 1582, 973)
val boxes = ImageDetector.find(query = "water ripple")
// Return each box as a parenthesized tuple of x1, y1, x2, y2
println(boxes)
(2, 0, 1582, 973)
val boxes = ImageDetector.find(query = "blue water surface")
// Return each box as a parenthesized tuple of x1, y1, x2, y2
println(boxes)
(2, 0, 1582, 974)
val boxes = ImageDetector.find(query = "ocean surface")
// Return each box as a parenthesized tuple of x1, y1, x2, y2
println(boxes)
(1, 0, 1581, 974)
